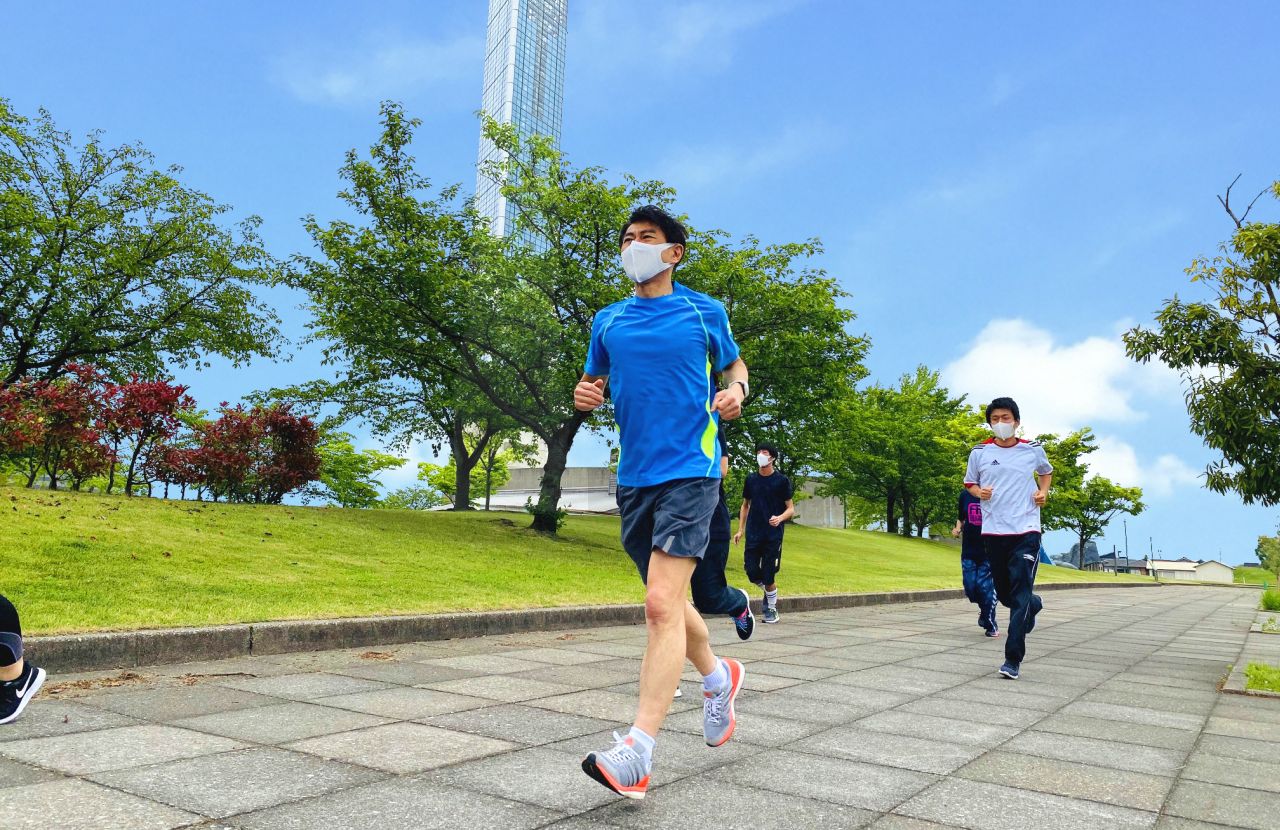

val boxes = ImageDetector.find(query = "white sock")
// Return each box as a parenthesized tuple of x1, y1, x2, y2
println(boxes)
(627, 725, 655, 765)
(766, 589, 778, 609)
(702, 658, 730, 694)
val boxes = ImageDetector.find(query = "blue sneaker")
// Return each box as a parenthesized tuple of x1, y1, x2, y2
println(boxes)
(732, 589, 755, 641)
(999, 662, 1020, 680)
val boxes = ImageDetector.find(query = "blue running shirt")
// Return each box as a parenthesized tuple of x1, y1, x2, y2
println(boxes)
(585, 283, 741, 487)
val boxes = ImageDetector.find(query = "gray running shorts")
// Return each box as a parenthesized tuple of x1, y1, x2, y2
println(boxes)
(615, 477, 720, 583)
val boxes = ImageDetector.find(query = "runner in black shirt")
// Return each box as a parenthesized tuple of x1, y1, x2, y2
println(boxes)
(734, 443, 794, 624)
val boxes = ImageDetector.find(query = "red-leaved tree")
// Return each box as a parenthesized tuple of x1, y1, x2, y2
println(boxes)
(25, 365, 113, 490)
(193, 404, 321, 503)
(101, 377, 196, 495)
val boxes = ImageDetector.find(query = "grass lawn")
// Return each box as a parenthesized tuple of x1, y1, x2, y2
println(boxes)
(3, 485, 1146, 635)
(1245, 663, 1280, 693)
(1234, 566, 1276, 586)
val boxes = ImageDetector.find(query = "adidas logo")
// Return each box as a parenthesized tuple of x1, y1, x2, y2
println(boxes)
(991, 460, 1001, 466)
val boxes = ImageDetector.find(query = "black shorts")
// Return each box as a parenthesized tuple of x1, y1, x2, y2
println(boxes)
(616, 477, 720, 583)
(744, 538, 783, 585)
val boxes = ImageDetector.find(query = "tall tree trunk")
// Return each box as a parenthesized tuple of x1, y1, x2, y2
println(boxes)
(124, 440, 144, 496)
(530, 415, 586, 535)
(106, 444, 117, 494)
(898, 492, 913, 537)
(1078, 531, 1087, 569)
(447, 416, 475, 510)
(885, 490, 898, 534)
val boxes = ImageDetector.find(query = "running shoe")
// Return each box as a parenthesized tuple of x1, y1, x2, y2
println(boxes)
(0, 663, 46, 725)
(733, 589, 755, 641)
(998, 661, 1020, 680)
(763, 606, 780, 624)
(582, 731, 651, 799)
(703, 658, 745, 747)
(984, 628, 1002, 638)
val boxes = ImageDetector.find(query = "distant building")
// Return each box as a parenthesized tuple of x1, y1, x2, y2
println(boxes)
(476, 0, 568, 240)
(1148, 557, 1234, 584)
(1085, 552, 1150, 576)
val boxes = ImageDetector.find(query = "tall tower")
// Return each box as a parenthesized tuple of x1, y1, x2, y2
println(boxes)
(476, 0, 568, 240)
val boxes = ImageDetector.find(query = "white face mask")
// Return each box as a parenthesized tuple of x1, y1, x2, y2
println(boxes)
(991, 422, 1017, 440)
(621, 241, 676, 283)
(756, 453, 773, 468)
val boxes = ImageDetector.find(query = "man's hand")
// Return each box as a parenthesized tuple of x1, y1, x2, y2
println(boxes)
(768, 514, 785, 527)
(712, 385, 744, 421)
(951, 521, 962, 538)
(977, 486, 993, 500)
(732, 530, 743, 545)
(574, 378, 606, 412)
(1033, 489, 1048, 507)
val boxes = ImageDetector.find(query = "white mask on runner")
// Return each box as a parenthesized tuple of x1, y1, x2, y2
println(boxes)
(621, 241, 676, 283)
(756, 453, 773, 468)
(991, 422, 1017, 440)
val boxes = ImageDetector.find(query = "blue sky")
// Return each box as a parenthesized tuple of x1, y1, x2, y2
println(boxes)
(5, 1, 1278, 563)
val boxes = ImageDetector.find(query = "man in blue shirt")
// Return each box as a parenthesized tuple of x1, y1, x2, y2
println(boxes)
(574, 206, 751, 800)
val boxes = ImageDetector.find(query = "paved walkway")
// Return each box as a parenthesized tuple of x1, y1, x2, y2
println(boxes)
(1, 586, 1276, 829)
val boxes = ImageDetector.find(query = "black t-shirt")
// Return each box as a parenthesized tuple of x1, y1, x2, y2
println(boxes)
(743, 470, 793, 543)
(958, 489, 984, 559)
(709, 426, 731, 542)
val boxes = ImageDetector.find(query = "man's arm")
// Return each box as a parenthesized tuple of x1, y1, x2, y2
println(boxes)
(768, 499, 796, 527)
(1033, 473, 1053, 506)
(734, 498, 750, 544)
(712, 358, 748, 421)
(574, 373, 607, 412)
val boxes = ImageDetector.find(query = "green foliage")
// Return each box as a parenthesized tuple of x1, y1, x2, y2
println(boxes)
(1257, 533, 1280, 581)
(1053, 476, 1145, 569)
(0, 100, 283, 385)
(378, 484, 448, 511)
(310, 431, 404, 509)
(819, 367, 970, 536)
(1125, 180, 1280, 505)
(1245, 662, 1280, 692)
(1262, 588, 1280, 612)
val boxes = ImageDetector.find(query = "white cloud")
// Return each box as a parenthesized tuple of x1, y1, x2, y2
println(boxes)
(272, 32, 483, 106)
(942, 318, 1198, 499)
(1087, 436, 1201, 498)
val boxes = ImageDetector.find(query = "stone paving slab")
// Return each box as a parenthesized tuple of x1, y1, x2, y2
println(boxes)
(4, 585, 1276, 828)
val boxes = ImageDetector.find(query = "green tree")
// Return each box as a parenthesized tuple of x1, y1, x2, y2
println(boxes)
(820, 367, 968, 536)
(309, 431, 405, 508)
(1256, 533, 1280, 581)
(1125, 178, 1280, 505)
(0, 100, 283, 386)
(1054, 476, 1145, 569)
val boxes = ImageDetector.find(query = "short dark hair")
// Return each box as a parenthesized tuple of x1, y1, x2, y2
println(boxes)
(985, 397, 1021, 423)
(755, 443, 779, 459)
(619, 205, 687, 247)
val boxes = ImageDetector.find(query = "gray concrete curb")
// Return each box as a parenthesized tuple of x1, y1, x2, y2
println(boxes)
(26, 580, 1161, 674)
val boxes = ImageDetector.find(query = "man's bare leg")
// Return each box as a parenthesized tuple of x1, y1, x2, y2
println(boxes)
(634, 549, 697, 736)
